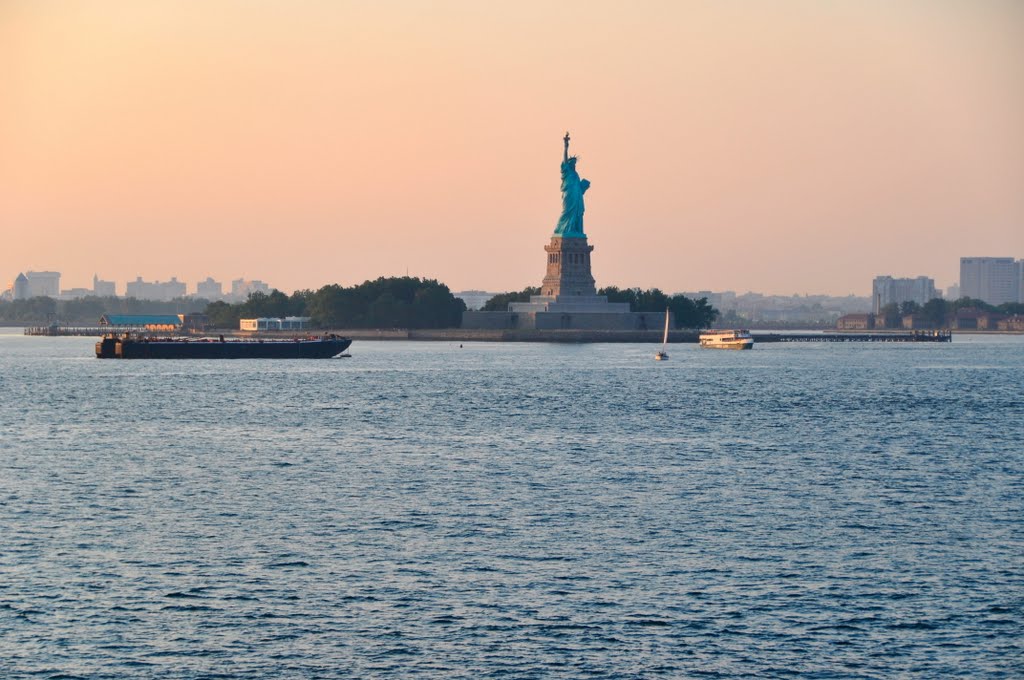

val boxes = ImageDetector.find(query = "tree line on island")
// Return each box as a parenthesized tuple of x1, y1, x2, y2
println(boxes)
(205, 277, 466, 329)
(0, 278, 467, 329)
(481, 286, 719, 329)
(2, 277, 721, 329)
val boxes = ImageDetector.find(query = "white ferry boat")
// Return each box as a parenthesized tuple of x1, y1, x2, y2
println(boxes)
(698, 329, 754, 350)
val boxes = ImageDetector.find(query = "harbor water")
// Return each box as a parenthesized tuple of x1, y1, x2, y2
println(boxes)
(1, 330, 1021, 678)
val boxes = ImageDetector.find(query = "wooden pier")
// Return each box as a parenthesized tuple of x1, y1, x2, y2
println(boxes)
(754, 331, 952, 343)
(24, 326, 107, 337)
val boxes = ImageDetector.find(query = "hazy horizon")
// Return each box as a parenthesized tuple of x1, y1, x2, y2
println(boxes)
(3, 1, 1022, 296)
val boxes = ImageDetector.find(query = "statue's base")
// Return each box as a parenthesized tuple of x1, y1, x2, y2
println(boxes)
(541, 236, 596, 297)
(461, 229, 671, 331)
(462, 306, 667, 331)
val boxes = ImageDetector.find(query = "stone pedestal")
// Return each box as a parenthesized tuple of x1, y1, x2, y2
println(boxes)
(460, 223, 671, 332)
(541, 237, 596, 297)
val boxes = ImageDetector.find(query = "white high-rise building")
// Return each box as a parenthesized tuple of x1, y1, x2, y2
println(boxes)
(24, 271, 61, 298)
(230, 278, 270, 301)
(13, 273, 30, 300)
(125, 276, 187, 301)
(871, 275, 937, 313)
(93, 274, 116, 297)
(959, 257, 1021, 305)
(195, 277, 223, 299)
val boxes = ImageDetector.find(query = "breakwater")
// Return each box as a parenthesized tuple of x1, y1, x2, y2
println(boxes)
(331, 328, 701, 343)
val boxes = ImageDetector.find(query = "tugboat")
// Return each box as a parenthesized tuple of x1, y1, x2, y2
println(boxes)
(96, 333, 351, 359)
(698, 329, 754, 350)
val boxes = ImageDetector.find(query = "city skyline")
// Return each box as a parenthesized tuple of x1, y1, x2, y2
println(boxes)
(2, 270, 273, 301)
(2, 2, 1022, 295)
(4, 256, 1022, 302)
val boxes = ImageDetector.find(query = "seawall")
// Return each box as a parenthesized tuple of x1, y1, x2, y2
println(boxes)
(313, 328, 700, 343)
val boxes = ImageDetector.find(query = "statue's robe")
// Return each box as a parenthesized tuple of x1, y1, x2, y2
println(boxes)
(554, 161, 589, 237)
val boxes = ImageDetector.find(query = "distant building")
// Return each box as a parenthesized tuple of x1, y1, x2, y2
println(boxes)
(93, 274, 116, 297)
(997, 315, 1024, 332)
(24, 271, 61, 298)
(680, 290, 737, 311)
(702, 291, 867, 324)
(901, 314, 936, 330)
(13, 273, 30, 300)
(837, 313, 874, 330)
(195, 277, 223, 300)
(871, 275, 937, 313)
(945, 283, 960, 300)
(60, 287, 93, 300)
(57, 273, 116, 299)
(454, 291, 497, 311)
(950, 308, 1002, 330)
(125, 277, 187, 301)
(959, 257, 1021, 305)
(125, 277, 146, 299)
(240, 317, 311, 331)
(230, 278, 270, 301)
(179, 313, 209, 331)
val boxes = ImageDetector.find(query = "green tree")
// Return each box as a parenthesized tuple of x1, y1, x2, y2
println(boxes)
(598, 287, 718, 328)
(921, 298, 949, 328)
(238, 289, 298, 318)
(950, 297, 993, 312)
(878, 303, 901, 328)
(0, 297, 58, 324)
(481, 287, 540, 311)
(899, 300, 921, 316)
(669, 295, 719, 329)
(297, 277, 465, 329)
(996, 302, 1024, 315)
(205, 300, 241, 328)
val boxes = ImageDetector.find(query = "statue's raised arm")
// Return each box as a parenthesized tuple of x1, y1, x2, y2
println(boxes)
(563, 131, 570, 163)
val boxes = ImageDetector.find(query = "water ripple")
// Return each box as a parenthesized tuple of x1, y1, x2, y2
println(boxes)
(0, 334, 1022, 678)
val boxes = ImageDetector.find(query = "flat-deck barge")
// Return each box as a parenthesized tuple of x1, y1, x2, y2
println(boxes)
(95, 334, 351, 359)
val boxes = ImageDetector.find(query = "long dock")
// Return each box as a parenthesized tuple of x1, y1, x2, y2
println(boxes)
(24, 326, 107, 336)
(754, 331, 952, 343)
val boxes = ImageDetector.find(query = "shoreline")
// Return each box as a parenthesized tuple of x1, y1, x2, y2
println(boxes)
(8, 325, 1023, 341)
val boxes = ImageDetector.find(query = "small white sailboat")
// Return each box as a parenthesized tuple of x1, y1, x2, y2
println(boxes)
(655, 308, 669, 361)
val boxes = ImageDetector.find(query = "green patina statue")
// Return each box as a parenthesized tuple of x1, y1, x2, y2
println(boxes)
(554, 132, 591, 238)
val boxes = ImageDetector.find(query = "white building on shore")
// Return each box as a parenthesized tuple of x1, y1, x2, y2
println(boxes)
(960, 257, 1021, 305)
(871, 275, 937, 313)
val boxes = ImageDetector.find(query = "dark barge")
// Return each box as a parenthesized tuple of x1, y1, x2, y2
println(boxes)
(96, 334, 352, 359)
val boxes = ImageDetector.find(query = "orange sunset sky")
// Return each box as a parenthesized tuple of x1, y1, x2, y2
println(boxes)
(2, 1, 1022, 296)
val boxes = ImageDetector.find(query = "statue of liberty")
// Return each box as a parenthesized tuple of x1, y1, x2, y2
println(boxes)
(554, 132, 591, 237)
